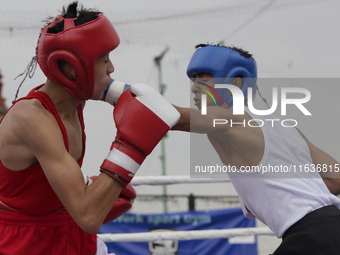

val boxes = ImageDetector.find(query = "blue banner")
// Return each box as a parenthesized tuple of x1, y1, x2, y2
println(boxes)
(99, 208, 257, 255)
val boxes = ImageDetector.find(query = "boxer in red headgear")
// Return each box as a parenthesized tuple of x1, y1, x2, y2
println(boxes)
(0, 2, 179, 255)
(36, 4, 120, 100)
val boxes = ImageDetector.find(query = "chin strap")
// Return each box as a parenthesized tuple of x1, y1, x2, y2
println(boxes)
(256, 84, 270, 109)
(13, 56, 37, 103)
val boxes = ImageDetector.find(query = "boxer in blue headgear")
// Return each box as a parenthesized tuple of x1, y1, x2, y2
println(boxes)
(172, 44, 340, 255)
(187, 44, 257, 108)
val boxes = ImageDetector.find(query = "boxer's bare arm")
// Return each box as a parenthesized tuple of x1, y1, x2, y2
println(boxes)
(296, 128, 340, 195)
(171, 105, 191, 132)
(172, 105, 265, 169)
(2, 100, 122, 234)
(172, 105, 238, 134)
(307, 141, 340, 195)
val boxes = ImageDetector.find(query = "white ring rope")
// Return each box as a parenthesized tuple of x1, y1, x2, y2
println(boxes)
(98, 227, 274, 243)
(102, 176, 273, 244)
(131, 175, 231, 186)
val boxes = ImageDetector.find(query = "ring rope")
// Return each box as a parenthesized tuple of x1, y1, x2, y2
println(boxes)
(98, 227, 274, 242)
(106, 176, 270, 244)
(131, 175, 231, 186)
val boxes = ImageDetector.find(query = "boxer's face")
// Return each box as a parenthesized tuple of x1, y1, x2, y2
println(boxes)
(191, 73, 215, 110)
(92, 52, 115, 100)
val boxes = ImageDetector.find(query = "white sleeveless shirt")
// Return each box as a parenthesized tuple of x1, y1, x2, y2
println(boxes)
(227, 107, 340, 237)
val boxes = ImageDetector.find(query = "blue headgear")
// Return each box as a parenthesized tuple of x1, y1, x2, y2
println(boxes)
(187, 45, 257, 108)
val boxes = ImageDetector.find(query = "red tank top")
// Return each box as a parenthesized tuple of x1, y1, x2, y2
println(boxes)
(0, 86, 97, 255)
(0, 86, 86, 215)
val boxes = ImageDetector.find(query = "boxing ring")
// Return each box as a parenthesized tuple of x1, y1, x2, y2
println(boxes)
(97, 176, 274, 243)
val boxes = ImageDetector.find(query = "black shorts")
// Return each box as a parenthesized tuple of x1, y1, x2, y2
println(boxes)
(272, 205, 340, 255)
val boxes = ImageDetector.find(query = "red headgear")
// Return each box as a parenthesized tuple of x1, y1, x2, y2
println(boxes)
(36, 14, 120, 100)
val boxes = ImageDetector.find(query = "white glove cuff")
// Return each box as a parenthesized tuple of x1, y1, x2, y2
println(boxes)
(104, 80, 128, 106)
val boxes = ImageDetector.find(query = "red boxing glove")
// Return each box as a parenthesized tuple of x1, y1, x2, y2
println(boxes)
(88, 176, 137, 224)
(100, 83, 180, 187)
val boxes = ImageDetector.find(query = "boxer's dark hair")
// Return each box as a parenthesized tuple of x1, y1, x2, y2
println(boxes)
(195, 43, 253, 59)
(46, 1, 102, 34)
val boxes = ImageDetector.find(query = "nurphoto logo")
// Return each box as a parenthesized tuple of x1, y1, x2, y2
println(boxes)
(200, 85, 312, 128)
